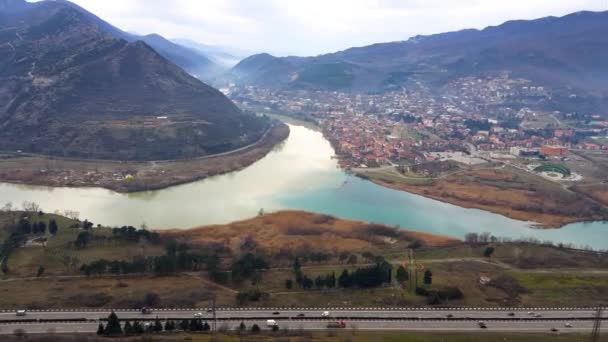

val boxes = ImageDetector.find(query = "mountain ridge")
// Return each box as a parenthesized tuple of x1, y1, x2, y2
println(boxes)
(227, 10, 608, 98)
(0, 0, 270, 160)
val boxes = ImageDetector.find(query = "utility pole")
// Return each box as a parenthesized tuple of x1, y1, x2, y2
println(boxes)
(211, 298, 217, 341)
(591, 306, 603, 342)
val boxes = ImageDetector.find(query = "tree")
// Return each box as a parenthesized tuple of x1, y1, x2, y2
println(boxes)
(74, 231, 90, 248)
(396, 266, 409, 283)
(483, 247, 495, 258)
(38, 222, 46, 235)
(423, 269, 433, 285)
(251, 324, 261, 333)
(133, 321, 144, 334)
(338, 269, 351, 288)
(179, 319, 189, 331)
(96, 323, 105, 336)
(49, 219, 58, 235)
(36, 265, 45, 277)
(347, 254, 358, 265)
(202, 321, 210, 331)
(285, 279, 293, 289)
(164, 320, 175, 331)
(104, 312, 123, 336)
(315, 275, 325, 288)
(154, 317, 163, 332)
(239, 321, 246, 332)
(123, 321, 134, 335)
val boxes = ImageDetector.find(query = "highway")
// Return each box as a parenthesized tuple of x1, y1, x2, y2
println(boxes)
(0, 307, 604, 334)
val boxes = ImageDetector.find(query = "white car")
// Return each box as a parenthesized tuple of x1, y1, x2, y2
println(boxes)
(16, 310, 26, 317)
(565, 323, 572, 328)
(266, 319, 278, 327)
(321, 311, 330, 317)
(194, 312, 203, 318)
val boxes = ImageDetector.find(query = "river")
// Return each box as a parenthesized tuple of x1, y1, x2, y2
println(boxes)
(0, 122, 606, 249)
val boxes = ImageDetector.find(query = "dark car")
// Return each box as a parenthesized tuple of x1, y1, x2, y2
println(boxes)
(272, 311, 280, 315)
(141, 307, 152, 315)
(508, 312, 515, 317)
(297, 313, 306, 317)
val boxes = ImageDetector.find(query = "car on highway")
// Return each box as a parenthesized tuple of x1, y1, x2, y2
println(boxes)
(272, 311, 280, 315)
(534, 313, 542, 318)
(565, 322, 572, 328)
(206, 309, 213, 313)
(15, 310, 26, 316)
(550, 328, 559, 332)
(327, 321, 346, 328)
(297, 313, 306, 317)
(446, 314, 454, 318)
(508, 312, 515, 317)
(141, 307, 152, 314)
(321, 311, 330, 317)
(478, 321, 487, 329)
(194, 312, 204, 318)
(266, 319, 278, 327)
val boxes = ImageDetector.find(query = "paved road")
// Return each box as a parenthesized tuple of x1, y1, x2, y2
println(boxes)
(0, 307, 604, 335)
(0, 308, 604, 321)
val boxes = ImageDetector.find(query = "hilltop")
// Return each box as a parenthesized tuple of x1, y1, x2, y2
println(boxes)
(0, 0, 270, 161)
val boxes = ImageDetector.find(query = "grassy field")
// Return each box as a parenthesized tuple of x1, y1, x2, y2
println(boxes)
(3, 217, 165, 277)
(511, 272, 608, 306)
(1, 211, 607, 309)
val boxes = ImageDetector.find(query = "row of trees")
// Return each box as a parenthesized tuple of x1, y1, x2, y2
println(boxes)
(111, 225, 161, 243)
(80, 242, 221, 276)
(98, 312, 267, 337)
(15, 217, 59, 236)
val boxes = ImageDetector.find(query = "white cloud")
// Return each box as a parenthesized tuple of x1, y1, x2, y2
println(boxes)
(49, 0, 608, 56)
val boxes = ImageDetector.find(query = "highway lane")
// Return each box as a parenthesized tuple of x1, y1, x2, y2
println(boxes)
(0, 320, 596, 335)
(0, 308, 603, 321)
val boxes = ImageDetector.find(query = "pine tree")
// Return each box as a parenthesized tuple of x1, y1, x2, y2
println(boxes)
(166, 320, 176, 331)
(423, 269, 433, 285)
(133, 320, 144, 334)
(179, 319, 189, 331)
(104, 311, 123, 336)
(239, 321, 246, 332)
(38, 222, 47, 234)
(202, 321, 210, 331)
(153, 317, 163, 332)
(96, 323, 105, 336)
(123, 321, 133, 335)
(396, 266, 409, 283)
(189, 319, 198, 331)
(251, 324, 260, 333)
(49, 219, 58, 235)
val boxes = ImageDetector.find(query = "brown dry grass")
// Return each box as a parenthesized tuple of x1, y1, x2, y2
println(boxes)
(573, 184, 608, 206)
(163, 211, 457, 254)
(369, 167, 606, 228)
(0, 273, 234, 309)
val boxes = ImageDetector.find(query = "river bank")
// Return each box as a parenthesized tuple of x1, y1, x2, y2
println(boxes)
(0, 121, 290, 193)
(354, 166, 608, 229)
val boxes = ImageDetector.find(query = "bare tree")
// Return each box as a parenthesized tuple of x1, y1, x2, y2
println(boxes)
(1, 202, 13, 212)
(22, 201, 41, 213)
(63, 210, 80, 220)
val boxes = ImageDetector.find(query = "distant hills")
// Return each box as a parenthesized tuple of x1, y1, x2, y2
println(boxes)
(227, 11, 608, 98)
(173, 38, 253, 68)
(0, 0, 269, 160)
(48, 0, 222, 80)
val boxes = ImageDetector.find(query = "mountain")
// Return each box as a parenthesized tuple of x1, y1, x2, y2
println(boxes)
(49, 0, 222, 80)
(172, 38, 252, 68)
(0, 0, 270, 160)
(227, 11, 608, 96)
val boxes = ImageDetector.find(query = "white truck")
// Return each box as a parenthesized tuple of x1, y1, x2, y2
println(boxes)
(266, 319, 278, 327)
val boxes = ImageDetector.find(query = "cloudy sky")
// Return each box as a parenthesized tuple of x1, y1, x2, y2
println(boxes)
(57, 0, 607, 56)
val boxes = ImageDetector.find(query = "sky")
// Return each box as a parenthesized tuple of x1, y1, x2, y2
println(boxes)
(49, 0, 608, 56)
